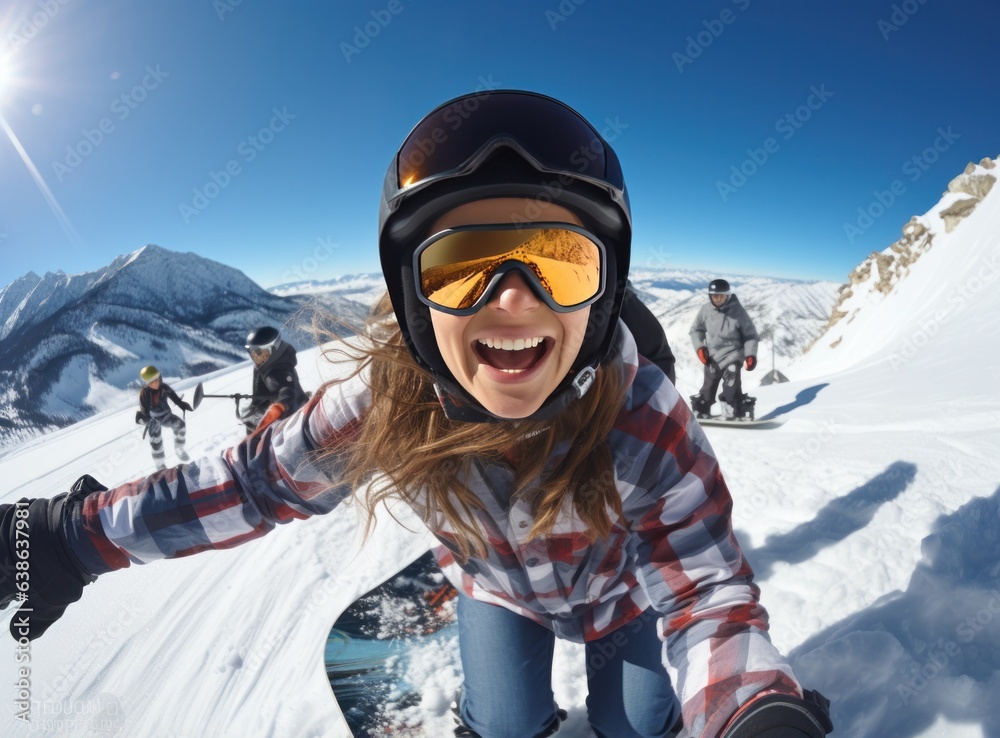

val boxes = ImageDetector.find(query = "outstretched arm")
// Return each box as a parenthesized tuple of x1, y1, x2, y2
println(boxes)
(69, 382, 365, 575)
(621, 387, 824, 736)
(1, 374, 371, 640)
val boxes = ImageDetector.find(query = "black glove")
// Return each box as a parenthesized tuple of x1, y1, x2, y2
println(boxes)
(135, 410, 148, 425)
(0, 475, 105, 641)
(178, 401, 193, 413)
(723, 690, 833, 738)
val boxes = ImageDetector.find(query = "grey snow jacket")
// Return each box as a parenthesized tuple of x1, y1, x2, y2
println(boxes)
(689, 294, 760, 369)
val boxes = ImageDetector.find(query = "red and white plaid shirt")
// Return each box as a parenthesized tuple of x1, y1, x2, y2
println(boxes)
(64, 324, 802, 736)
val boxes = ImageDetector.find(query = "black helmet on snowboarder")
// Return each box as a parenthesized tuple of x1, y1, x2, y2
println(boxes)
(378, 89, 633, 422)
(245, 326, 281, 364)
(708, 279, 731, 295)
(139, 365, 160, 384)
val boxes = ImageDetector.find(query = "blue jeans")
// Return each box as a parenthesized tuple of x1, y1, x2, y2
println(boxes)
(457, 594, 682, 738)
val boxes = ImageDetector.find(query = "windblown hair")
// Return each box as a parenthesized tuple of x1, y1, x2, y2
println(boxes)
(316, 294, 628, 561)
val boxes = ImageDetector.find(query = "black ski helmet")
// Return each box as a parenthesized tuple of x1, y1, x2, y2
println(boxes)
(708, 279, 731, 295)
(378, 90, 633, 422)
(246, 326, 281, 354)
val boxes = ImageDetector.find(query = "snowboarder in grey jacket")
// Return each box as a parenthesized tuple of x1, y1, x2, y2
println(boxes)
(689, 279, 759, 419)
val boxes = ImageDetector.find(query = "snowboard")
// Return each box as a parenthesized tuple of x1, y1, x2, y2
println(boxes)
(327, 550, 460, 737)
(696, 415, 784, 428)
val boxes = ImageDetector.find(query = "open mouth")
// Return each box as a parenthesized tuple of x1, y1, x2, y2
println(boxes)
(474, 337, 550, 374)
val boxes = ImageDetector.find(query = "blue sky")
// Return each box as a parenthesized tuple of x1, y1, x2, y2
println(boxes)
(0, 0, 996, 291)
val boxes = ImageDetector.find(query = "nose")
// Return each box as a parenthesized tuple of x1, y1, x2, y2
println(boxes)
(486, 270, 542, 315)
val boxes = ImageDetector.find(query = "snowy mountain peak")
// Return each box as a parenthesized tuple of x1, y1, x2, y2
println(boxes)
(0, 246, 304, 447)
(803, 155, 998, 362)
(797, 155, 1000, 377)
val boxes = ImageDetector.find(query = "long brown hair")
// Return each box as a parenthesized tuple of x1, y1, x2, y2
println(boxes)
(317, 294, 627, 561)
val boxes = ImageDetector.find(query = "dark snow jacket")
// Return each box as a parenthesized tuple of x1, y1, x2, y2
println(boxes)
(689, 294, 759, 370)
(621, 286, 676, 384)
(249, 340, 308, 419)
(138, 383, 185, 421)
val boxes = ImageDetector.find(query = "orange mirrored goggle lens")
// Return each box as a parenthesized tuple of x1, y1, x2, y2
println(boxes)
(416, 226, 604, 314)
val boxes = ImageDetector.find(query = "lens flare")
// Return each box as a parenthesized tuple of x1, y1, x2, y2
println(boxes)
(0, 111, 84, 248)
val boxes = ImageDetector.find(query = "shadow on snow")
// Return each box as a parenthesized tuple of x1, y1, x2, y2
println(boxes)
(789, 486, 1000, 738)
(745, 461, 917, 581)
(758, 383, 830, 421)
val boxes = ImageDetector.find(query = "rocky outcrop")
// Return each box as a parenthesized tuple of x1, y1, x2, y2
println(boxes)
(947, 171, 995, 200)
(805, 156, 997, 357)
(938, 162, 995, 233)
(807, 216, 935, 351)
(940, 198, 981, 233)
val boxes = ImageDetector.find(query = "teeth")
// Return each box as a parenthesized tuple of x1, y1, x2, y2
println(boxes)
(478, 337, 543, 350)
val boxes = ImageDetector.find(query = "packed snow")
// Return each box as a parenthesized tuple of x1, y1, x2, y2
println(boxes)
(1, 183, 998, 737)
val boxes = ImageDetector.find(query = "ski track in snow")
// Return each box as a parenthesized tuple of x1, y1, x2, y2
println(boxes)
(2, 188, 999, 736)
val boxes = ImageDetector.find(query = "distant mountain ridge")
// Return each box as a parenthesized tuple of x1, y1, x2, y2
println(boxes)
(274, 266, 842, 397)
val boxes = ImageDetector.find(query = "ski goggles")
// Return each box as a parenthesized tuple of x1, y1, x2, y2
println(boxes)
(413, 223, 606, 315)
(394, 90, 626, 201)
(244, 340, 278, 358)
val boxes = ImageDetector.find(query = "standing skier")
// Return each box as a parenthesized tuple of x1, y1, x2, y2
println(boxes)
(240, 326, 309, 434)
(134, 365, 192, 470)
(1, 91, 831, 738)
(689, 279, 760, 420)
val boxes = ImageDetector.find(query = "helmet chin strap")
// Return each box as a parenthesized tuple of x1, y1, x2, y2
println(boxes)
(432, 362, 600, 424)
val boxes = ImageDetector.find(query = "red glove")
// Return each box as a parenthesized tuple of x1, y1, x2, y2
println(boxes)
(254, 402, 286, 433)
(745, 356, 757, 371)
(697, 347, 710, 365)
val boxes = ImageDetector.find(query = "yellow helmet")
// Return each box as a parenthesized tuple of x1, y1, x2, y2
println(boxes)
(139, 365, 161, 383)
